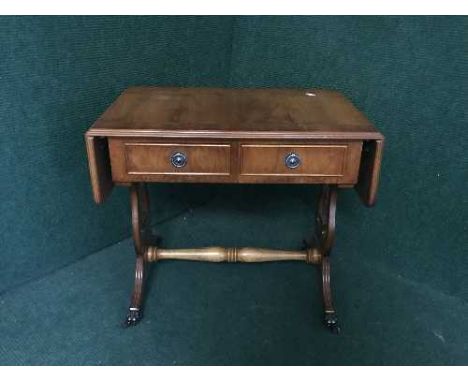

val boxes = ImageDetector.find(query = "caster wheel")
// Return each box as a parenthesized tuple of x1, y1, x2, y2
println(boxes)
(324, 312, 341, 334)
(124, 307, 143, 327)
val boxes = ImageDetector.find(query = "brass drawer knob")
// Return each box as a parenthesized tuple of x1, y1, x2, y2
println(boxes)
(170, 152, 187, 168)
(285, 153, 301, 169)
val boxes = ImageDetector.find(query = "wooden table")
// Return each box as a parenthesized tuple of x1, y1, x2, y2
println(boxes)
(85, 87, 384, 333)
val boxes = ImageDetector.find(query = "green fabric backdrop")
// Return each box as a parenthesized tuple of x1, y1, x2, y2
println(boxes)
(1, 15, 466, 307)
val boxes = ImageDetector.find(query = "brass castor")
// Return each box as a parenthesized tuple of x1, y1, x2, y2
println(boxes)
(324, 312, 341, 334)
(124, 307, 143, 327)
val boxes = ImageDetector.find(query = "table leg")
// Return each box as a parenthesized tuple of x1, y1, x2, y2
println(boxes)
(316, 185, 341, 334)
(125, 183, 150, 327)
(122, 182, 341, 333)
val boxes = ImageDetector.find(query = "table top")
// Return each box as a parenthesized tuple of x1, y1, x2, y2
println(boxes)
(87, 87, 383, 140)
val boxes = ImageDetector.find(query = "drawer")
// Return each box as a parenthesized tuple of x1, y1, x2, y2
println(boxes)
(125, 143, 230, 175)
(109, 139, 231, 182)
(240, 143, 362, 184)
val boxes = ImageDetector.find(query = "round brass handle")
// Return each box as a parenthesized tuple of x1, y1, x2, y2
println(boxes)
(170, 152, 187, 168)
(285, 153, 301, 169)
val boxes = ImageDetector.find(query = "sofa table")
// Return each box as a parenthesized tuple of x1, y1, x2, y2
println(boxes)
(85, 87, 384, 333)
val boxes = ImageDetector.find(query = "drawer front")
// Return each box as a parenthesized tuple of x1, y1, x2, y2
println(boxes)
(125, 143, 230, 175)
(109, 139, 232, 182)
(109, 139, 361, 184)
(240, 143, 362, 183)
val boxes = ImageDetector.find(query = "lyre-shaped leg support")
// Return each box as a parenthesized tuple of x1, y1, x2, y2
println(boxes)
(123, 182, 341, 333)
(315, 185, 340, 334)
(125, 183, 151, 327)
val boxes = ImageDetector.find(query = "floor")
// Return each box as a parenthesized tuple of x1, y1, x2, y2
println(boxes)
(1, 189, 467, 365)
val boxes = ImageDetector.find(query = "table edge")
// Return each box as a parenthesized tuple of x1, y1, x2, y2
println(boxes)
(85, 128, 384, 141)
